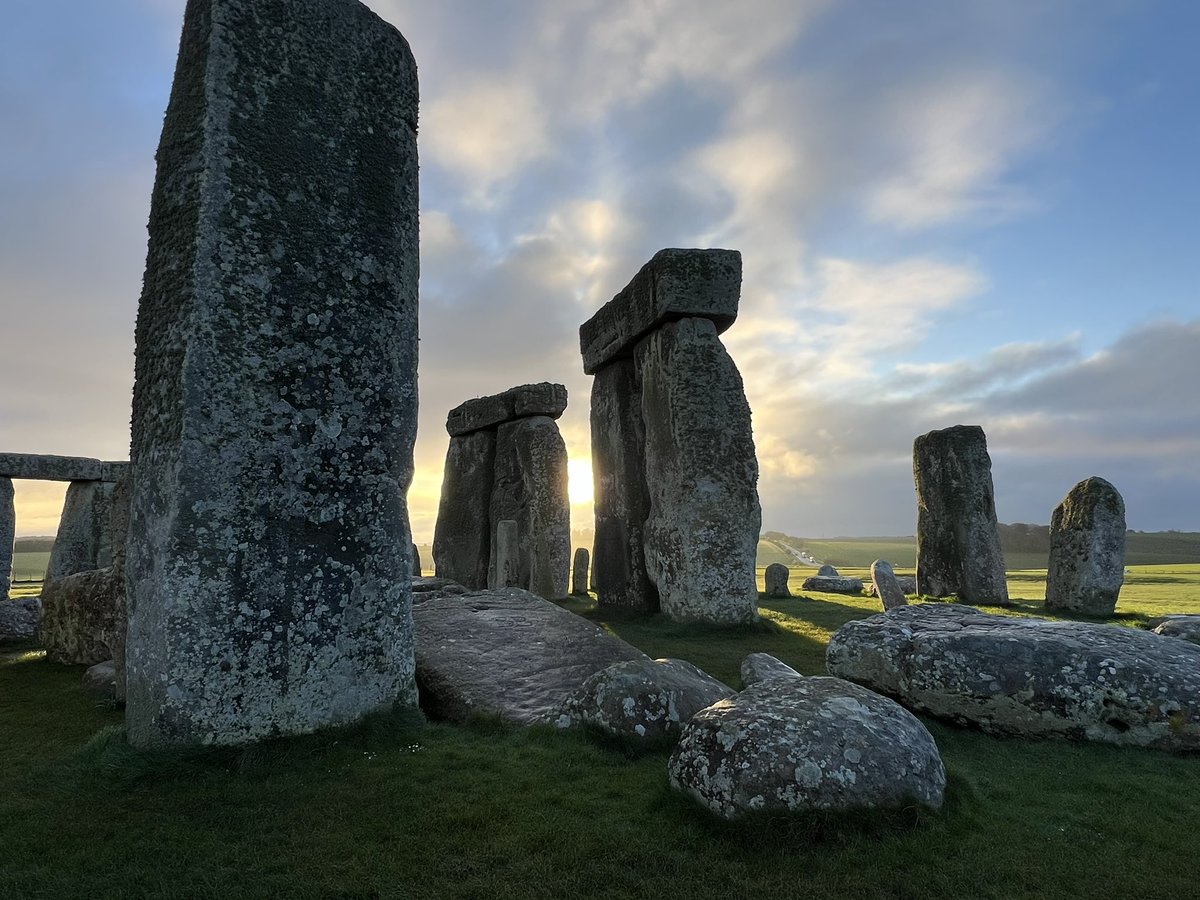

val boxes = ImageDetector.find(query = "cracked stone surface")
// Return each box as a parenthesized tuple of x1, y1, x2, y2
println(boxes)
(1045, 477, 1126, 615)
(827, 603, 1200, 751)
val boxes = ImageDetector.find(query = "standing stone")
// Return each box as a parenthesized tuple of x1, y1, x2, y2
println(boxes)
(0, 478, 13, 601)
(572, 548, 590, 597)
(411, 543, 422, 578)
(764, 563, 790, 598)
(432, 430, 497, 589)
(913, 425, 1009, 606)
(493, 521, 520, 589)
(637, 318, 760, 624)
(488, 417, 570, 599)
(817, 564, 839, 577)
(590, 358, 657, 614)
(44, 481, 116, 585)
(107, 470, 133, 702)
(871, 559, 907, 611)
(125, 0, 420, 748)
(1045, 477, 1126, 615)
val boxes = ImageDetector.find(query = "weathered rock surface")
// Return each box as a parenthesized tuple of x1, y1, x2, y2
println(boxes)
(125, 0, 420, 748)
(411, 576, 469, 597)
(0, 453, 126, 483)
(491, 520, 520, 589)
(871, 560, 908, 611)
(739, 652, 801, 687)
(913, 425, 1009, 605)
(432, 430, 497, 590)
(668, 675, 946, 818)
(105, 470, 132, 702)
(83, 660, 117, 698)
(572, 547, 590, 596)
(1153, 616, 1200, 645)
(0, 477, 13, 600)
(817, 564, 839, 577)
(0, 596, 41, 643)
(40, 566, 123, 665)
(801, 575, 864, 595)
(445, 383, 568, 437)
(590, 358, 657, 614)
(1045, 477, 1126, 615)
(827, 603, 1200, 750)
(412, 588, 647, 725)
(558, 657, 734, 741)
(638, 318, 760, 624)
(44, 481, 116, 585)
(580, 249, 742, 374)
(868, 575, 917, 597)
(764, 563, 791, 598)
(488, 417, 570, 599)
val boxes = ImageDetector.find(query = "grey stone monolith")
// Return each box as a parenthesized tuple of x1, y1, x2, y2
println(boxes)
(590, 358, 657, 613)
(637, 318, 760, 624)
(1045, 477, 1126, 615)
(411, 543, 422, 578)
(488, 417, 570, 598)
(764, 563, 790, 598)
(125, 0, 420, 749)
(871, 559, 907, 611)
(572, 547, 590, 596)
(493, 521, 520, 589)
(44, 481, 115, 586)
(0, 478, 13, 600)
(913, 425, 1009, 606)
(433, 430, 497, 589)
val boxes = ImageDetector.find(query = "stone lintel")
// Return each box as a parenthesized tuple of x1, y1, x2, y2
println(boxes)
(579, 248, 742, 375)
(0, 453, 128, 483)
(445, 382, 568, 437)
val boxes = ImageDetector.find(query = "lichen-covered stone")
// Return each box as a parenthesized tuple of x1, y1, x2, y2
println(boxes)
(0, 478, 13, 600)
(558, 657, 734, 741)
(0, 453, 126, 482)
(1045, 477, 1126, 615)
(913, 425, 1009, 605)
(590, 358, 657, 614)
(44, 481, 116, 585)
(801, 575, 864, 595)
(1152, 616, 1200, 645)
(0, 596, 41, 643)
(412, 588, 647, 725)
(668, 675, 946, 819)
(488, 417, 570, 599)
(433, 430, 496, 589)
(740, 652, 801, 687)
(571, 547, 590, 596)
(764, 563, 791, 598)
(871, 560, 908, 611)
(411, 576, 469, 597)
(638, 318, 760, 624)
(445, 383, 568, 437)
(868, 575, 917, 597)
(125, 0, 420, 748)
(580, 249, 742, 375)
(827, 603, 1200, 751)
(83, 660, 118, 698)
(40, 566, 123, 665)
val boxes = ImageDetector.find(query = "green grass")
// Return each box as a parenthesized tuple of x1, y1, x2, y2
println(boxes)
(4, 568, 1200, 898)
(10, 550, 50, 584)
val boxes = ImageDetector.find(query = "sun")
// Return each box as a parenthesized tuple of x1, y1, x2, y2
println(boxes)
(567, 458, 594, 506)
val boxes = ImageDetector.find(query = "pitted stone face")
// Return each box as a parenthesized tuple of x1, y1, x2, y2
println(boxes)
(445, 383, 568, 437)
(125, 0, 420, 748)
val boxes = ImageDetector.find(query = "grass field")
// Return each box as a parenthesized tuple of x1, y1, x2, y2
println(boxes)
(3, 567, 1200, 898)
(9, 550, 50, 584)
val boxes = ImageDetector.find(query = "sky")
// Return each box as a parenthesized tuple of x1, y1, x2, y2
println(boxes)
(2, 0, 1199, 540)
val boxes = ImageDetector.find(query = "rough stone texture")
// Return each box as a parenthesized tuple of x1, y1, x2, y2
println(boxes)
(411, 576, 469, 597)
(445, 383, 568, 437)
(801, 575, 865, 595)
(412, 587, 647, 725)
(40, 567, 124, 665)
(558, 657, 734, 741)
(740, 652, 801, 688)
(869, 575, 917, 597)
(83, 660, 118, 698)
(817, 564, 839, 577)
(580, 249, 742, 375)
(44, 481, 116, 585)
(590, 358, 657, 614)
(871, 560, 908, 611)
(764, 563, 791, 598)
(913, 425, 1009, 605)
(432, 430, 496, 590)
(106, 470, 132, 703)
(827, 603, 1200, 751)
(125, 0, 420, 748)
(491, 520, 520, 589)
(1045, 477, 1126, 615)
(0, 453, 126, 483)
(668, 675, 946, 818)
(0, 477, 12, 600)
(637, 318, 760, 624)
(0, 596, 41, 643)
(411, 543, 422, 578)
(1153, 616, 1200, 645)
(488, 417, 570, 599)
(571, 547, 590, 596)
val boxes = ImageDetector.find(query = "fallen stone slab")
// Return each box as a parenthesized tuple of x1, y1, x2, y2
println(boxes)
(558, 657, 733, 741)
(411, 577, 469, 597)
(668, 675, 946, 818)
(0, 453, 127, 483)
(445, 383, 568, 437)
(0, 596, 41, 643)
(1153, 616, 1200, 645)
(412, 588, 647, 725)
(801, 575, 864, 595)
(580, 249, 742, 374)
(83, 660, 117, 698)
(827, 603, 1200, 751)
(817, 564, 839, 576)
(739, 652, 801, 687)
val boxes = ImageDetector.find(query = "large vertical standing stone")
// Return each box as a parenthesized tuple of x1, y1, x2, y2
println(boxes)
(637, 318, 761, 624)
(432, 430, 497, 589)
(0, 478, 13, 600)
(590, 358, 657, 614)
(126, 0, 420, 748)
(572, 547, 590, 596)
(1045, 477, 1126, 615)
(913, 425, 1009, 606)
(44, 481, 115, 585)
(493, 520, 520, 589)
(488, 417, 571, 599)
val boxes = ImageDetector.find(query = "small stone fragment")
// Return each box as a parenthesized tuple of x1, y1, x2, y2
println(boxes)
(800, 575, 864, 595)
(739, 652, 801, 687)
(817, 563, 839, 576)
(83, 660, 117, 698)
(1152, 616, 1200, 645)
(871, 559, 908, 611)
